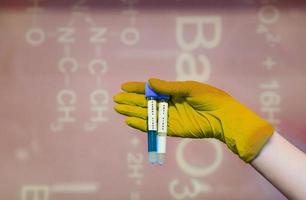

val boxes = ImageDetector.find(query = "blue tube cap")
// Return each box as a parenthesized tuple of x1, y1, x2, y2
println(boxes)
(145, 82, 170, 100)
(145, 82, 159, 98)
(158, 94, 170, 101)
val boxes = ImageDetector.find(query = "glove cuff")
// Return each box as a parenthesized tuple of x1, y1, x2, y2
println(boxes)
(237, 122, 274, 162)
(215, 101, 275, 163)
(223, 114, 275, 163)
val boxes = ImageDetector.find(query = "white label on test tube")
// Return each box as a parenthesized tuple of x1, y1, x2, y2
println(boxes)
(148, 99, 157, 131)
(158, 101, 168, 153)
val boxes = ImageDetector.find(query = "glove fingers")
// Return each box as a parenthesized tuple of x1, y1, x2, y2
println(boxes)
(114, 104, 147, 119)
(121, 82, 145, 94)
(113, 92, 147, 107)
(125, 117, 147, 132)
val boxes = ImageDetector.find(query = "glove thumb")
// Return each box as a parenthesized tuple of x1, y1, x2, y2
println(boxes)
(148, 78, 191, 96)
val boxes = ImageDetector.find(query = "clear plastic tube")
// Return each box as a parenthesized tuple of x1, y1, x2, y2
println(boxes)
(157, 99, 168, 164)
(147, 96, 157, 163)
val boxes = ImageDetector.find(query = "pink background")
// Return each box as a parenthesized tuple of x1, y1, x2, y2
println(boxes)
(0, 0, 305, 199)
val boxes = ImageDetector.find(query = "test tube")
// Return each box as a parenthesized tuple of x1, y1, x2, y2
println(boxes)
(157, 95, 170, 164)
(145, 83, 158, 164)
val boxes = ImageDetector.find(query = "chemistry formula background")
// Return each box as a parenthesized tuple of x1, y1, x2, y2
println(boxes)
(0, 0, 306, 199)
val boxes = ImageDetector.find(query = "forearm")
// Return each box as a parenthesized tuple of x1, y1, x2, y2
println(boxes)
(251, 131, 306, 199)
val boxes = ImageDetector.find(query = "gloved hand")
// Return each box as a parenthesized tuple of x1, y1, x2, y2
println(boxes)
(113, 78, 274, 162)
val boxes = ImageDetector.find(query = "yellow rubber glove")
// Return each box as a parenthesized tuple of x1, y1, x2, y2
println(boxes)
(113, 78, 274, 162)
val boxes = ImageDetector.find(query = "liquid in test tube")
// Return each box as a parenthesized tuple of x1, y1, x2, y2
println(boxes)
(145, 83, 158, 164)
(157, 95, 170, 164)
